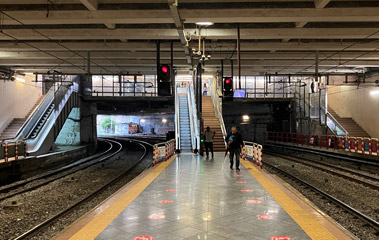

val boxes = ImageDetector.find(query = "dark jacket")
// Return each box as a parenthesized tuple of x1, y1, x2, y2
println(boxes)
(225, 132, 243, 150)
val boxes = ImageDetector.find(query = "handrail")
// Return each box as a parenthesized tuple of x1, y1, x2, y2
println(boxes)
(188, 83, 200, 150)
(322, 106, 349, 136)
(210, 87, 227, 148)
(27, 82, 73, 139)
(26, 81, 78, 154)
(174, 84, 181, 150)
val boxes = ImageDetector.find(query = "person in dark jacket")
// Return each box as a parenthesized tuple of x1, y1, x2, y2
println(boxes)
(225, 126, 243, 171)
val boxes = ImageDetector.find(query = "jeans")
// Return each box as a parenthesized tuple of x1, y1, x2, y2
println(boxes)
(229, 148, 241, 169)
(204, 142, 213, 157)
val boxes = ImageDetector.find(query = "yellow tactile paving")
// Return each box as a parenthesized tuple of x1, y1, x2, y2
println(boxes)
(241, 160, 338, 240)
(69, 157, 175, 240)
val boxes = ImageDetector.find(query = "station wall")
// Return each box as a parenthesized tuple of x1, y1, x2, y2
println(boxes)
(327, 85, 379, 138)
(222, 100, 294, 144)
(0, 75, 42, 136)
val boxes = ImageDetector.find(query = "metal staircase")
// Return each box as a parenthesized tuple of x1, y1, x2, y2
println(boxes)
(178, 94, 192, 151)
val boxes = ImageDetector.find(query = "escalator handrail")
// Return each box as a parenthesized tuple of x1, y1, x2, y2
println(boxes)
(3, 87, 56, 142)
(27, 104, 55, 139)
(28, 82, 78, 140)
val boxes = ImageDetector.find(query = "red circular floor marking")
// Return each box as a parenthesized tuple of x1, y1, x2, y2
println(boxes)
(236, 181, 247, 184)
(258, 214, 274, 220)
(160, 200, 173, 204)
(148, 214, 165, 220)
(132, 236, 154, 240)
(270, 236, 292, 240)
(165, 189, 177, 192)
(233, 174, 243, 177)
(240, 189, 254, 192)
(246, 200, 262, 204)
(172, 181, 181, 184)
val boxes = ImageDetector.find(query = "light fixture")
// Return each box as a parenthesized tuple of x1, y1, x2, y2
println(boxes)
(140, 119, 145, 123)
(162, 118, 167, 123)
(196, 21, 214, 26)
(15, 77, 25, 83)
(242, 115, 250, 121)
(370, 90, 379, 96)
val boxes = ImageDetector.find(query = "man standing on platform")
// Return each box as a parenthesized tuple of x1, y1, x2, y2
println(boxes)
(226, 126, 243, 171)
(204, 126, 215, 159)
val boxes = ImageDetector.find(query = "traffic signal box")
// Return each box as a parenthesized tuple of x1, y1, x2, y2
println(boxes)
(158, 64, 171, 96)
(223, 77, 233, 98)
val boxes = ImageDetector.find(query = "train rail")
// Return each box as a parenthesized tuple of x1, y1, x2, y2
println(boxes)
(264, 161, 379, 234)
(0, 138, 122, 202)
(11, 138, 151, 240)
(266, 151, 379, 191)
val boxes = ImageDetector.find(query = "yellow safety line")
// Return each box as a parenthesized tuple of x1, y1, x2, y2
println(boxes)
(69, 157, 176, 240)
(241, 160, 338, 240)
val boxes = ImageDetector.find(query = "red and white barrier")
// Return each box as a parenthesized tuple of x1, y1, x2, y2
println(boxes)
(152, 139, 176, 167)
(267, 132, 379, 156)
(242, 141, 263, 169)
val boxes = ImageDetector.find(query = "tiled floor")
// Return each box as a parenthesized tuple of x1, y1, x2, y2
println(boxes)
(95, 153, 312, 240)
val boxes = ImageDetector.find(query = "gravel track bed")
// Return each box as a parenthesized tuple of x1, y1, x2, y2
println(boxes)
(265, 154, 379, 240)
(0, 141, 152, 240)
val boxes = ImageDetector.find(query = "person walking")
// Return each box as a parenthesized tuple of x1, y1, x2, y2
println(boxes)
(226, 126, 243, 171)
(202, 83, 208, 96)
(204, 126, 215, 159)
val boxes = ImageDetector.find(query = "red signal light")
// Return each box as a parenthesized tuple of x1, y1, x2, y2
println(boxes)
(225, 78, 231, 84)
(161, 66, 168, 73)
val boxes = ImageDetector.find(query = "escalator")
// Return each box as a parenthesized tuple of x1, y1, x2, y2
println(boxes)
(7, 76, 80, 155)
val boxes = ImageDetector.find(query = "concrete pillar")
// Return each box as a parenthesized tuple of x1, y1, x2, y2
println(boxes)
(80, 101, 97, 153)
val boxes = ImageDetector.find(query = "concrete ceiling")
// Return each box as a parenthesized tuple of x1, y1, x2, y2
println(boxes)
(1, 0, 379, 75)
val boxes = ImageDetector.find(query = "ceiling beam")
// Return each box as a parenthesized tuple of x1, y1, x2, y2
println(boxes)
(2, 28, 379, 40)
(79, 0, 98, 11)
(168, 0, 192, 66)
(3, 8, 379, 25)
(1, 41, 379, 52)
(314, 0, 331, 9)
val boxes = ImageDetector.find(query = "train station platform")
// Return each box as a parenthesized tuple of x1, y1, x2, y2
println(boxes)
(57, 153, 353, 240)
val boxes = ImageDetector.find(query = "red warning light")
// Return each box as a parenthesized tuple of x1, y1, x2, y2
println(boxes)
(236, 181, 247, 184)
(132, 236, 154, 240)
(240, 189, 254, 192)
(270, 236, 292, 240)
(225, 78, 231, 84)
(161, 66, 168, 73)
(258, 214, 274, 220)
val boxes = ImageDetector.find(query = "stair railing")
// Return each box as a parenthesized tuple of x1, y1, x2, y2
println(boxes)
(188, 83, 200, 151)
(209, 86, 227, 148)
(322, 106, 349, 136)
(174, 83, 181, 151)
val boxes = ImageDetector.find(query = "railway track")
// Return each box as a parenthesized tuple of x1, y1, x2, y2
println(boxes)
(264, 161, 379, 235)
(11, 138, 151, 240)
(266, 151, 379, 191)
(0, 138, 122, 202)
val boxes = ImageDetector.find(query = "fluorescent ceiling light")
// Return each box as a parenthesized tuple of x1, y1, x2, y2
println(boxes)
(242, 115, 250, 121)
(196, 21, 214, 26)
(15, 77, 25, 83)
